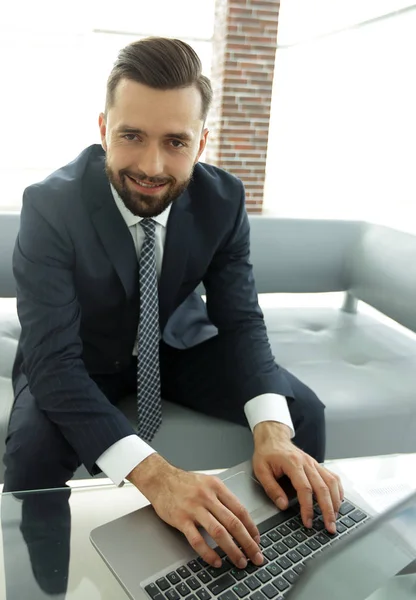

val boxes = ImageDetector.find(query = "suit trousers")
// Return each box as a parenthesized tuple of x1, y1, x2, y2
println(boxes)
(3, 336, 325, 493)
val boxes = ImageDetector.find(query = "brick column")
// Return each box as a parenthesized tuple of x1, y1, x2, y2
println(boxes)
(206, 0, 280, 213)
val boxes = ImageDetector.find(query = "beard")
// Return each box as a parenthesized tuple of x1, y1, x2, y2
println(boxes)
(105, 159, 193, 218)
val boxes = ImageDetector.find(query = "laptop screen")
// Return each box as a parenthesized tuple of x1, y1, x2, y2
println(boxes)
(287, 490, 416, 600)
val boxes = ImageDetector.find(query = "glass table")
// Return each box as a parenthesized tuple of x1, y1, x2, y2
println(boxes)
(1, 454, 415, 599)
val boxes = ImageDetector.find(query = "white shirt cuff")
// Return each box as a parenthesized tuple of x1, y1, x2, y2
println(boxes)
(244, 394, 295, 438)
(95, 435, 157, 486)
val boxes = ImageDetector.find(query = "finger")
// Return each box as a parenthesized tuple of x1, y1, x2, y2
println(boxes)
(182, 521, 222, 568)
(287, 467, 315, 528)
(217, 485, 261, 543)
(304, 464, 337, 534)
(211, 499, 263, 567)
(317, 465, 344, 517)
(338, 472, 345, 502)
(198, 510, 249, 569)
(254, 466, 289, 511)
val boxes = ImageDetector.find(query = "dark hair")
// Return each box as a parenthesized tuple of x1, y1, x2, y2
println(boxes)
(105, 37, 213, 121)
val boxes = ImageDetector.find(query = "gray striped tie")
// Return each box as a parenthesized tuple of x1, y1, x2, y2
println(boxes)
(137, 218, 162, 441)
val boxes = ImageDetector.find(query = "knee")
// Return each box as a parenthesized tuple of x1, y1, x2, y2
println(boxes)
(3, 411, 78, 492)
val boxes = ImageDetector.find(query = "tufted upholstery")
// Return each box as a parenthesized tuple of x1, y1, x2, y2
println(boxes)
(263, 306, 416, 459)
(0, 299, 19, 461)
(1, 214, 416, 483)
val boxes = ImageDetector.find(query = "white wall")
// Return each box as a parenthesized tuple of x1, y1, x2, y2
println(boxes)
(264, 0, 416, 234)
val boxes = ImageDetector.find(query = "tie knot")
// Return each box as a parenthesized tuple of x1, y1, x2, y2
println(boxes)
(140, 218, 156, 239)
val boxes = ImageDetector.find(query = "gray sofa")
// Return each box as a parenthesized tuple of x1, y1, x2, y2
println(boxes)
(1, 212, 416, 483)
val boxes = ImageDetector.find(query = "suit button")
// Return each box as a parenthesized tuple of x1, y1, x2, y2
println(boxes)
(114, 360, 121, 370)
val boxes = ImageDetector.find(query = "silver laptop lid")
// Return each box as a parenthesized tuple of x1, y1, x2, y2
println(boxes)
(287, 489, 416, 600)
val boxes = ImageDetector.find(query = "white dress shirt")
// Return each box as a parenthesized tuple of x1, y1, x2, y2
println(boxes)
(96, 185, 294, 485)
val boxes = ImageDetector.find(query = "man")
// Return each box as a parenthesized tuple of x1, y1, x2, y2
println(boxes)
(4, 37, 343, 570)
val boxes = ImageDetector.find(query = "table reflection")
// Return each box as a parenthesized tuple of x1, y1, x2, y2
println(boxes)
(1, 488, 71, 599)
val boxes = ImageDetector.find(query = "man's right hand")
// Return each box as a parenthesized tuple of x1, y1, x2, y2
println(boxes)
(127, 454, 264, 570)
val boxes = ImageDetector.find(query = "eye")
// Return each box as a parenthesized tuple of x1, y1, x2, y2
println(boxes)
(170, 139, 186, 148)
(123, 134, 140, 141)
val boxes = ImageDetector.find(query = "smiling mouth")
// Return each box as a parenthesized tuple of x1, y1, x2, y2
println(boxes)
(126, 174, 168, 190)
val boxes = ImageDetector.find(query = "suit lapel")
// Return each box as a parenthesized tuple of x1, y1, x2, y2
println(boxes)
(83, 149, 139, 299)
(159, 189, 193, 332)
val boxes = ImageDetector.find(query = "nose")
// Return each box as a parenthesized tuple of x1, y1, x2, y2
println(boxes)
(138, 143, 164, 178)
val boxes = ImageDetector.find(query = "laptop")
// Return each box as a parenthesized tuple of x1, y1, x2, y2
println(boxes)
(90, 460, 416, 600)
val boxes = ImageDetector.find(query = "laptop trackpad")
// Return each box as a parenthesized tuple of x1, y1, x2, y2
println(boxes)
(199, 471, 277, 547)
(222, 471, 267, 514)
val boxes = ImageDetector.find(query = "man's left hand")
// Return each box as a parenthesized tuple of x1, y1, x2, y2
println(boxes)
(252, 421, 344, 535)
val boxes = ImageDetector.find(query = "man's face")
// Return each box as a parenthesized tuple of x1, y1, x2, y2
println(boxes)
(99, 79, 208, 218)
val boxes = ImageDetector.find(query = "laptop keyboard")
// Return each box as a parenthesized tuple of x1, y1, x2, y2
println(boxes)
(143, 499, 369, 600)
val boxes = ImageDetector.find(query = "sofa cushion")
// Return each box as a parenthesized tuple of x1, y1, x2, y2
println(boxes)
(117, 396, 253, 471)
(264, 306, 416, 459)
(248, 217, 363, 294)
(0, 299, 20, 381)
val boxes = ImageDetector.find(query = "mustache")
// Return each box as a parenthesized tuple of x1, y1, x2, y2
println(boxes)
(122, 171, 172, 185)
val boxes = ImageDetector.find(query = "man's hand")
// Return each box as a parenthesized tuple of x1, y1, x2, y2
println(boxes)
(252, 422, 344, 534)
(127, 454, 264, 569)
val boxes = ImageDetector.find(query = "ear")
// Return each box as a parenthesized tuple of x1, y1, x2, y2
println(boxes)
(196, 128, 209, 162)
(98, 113, 108, 151)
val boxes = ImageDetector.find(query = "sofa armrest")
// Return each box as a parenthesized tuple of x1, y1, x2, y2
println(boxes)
(349, 223, 416, 334)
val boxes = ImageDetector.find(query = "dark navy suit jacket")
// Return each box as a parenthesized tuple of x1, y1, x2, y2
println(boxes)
(12, 144, 295, 473)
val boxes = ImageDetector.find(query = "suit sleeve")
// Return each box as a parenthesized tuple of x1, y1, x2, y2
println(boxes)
(13, 189, 135, 474)
(203, 182, 295, 404)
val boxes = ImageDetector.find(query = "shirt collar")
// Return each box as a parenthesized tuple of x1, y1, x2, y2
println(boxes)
(110, 183, 172, 228)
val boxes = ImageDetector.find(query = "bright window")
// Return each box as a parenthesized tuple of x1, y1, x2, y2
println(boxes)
(264, 0, 416, 234)
(0, 0, 214, 210)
